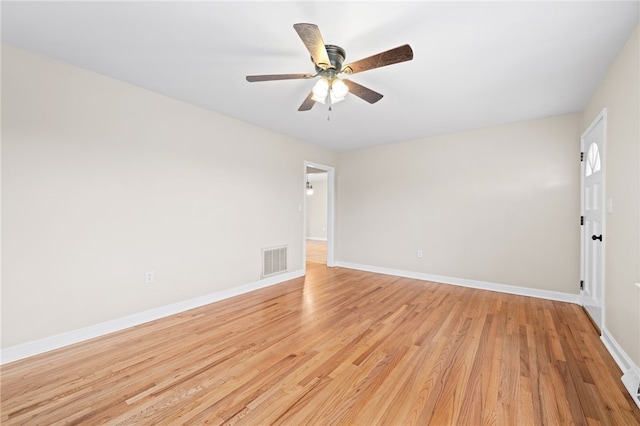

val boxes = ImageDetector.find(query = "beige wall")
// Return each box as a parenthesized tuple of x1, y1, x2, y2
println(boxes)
(1, 44, 337, 348)
(581, 26, 639, 367)
(337, 113, 581, 294)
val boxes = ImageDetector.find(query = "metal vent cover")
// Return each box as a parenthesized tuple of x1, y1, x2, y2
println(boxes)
(262, 246, 287, 278)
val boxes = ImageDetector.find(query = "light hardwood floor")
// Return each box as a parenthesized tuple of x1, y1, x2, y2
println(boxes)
(2, 263, 639, 425)
(306, 239, 327, 264)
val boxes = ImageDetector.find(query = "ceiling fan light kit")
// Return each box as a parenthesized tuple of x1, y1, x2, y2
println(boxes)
(310, 77, 349, 104)
(246, 23, 413, 112)
(330, 78, 348, 103)
(311, 78, 330, 103)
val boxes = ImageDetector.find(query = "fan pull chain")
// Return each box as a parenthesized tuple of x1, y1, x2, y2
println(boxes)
(327, 105, 332, 121)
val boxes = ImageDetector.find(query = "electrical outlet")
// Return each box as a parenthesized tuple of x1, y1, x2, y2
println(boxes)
(145, 271, 154, 283)
(416, 250, 423, 258)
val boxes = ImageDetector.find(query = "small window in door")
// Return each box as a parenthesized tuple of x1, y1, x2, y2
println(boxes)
(585, 142, 601, 177)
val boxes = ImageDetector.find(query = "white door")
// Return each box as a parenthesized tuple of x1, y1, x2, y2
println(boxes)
(581, 109, 607, 331)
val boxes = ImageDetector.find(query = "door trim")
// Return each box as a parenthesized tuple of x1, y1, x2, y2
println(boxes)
(580, 107, 607, 331)
(303, 161, 335, 271)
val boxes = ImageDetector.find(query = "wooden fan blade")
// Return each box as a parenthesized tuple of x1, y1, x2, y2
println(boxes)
(342, 44, 413, 75)
(343, 79, 383, 104)
(293, 23, 331, 70)
(298, 92, 316, 111)
(246, 73, 314, 82)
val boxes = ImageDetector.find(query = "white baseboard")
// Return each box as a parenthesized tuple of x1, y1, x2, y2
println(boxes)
(306, 237, 327, 242)
(602, 327, 640, 409)
(334, 261, 580, 304)
(0, 269, 304, 365)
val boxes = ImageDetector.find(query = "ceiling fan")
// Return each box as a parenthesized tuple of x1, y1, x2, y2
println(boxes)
(246, 23, 414, 111)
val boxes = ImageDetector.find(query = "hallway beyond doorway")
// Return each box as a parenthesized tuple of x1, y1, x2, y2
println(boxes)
(306, 239, 327, 264)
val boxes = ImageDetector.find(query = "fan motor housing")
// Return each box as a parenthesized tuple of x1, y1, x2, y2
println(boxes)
(314, 44, 346, 75)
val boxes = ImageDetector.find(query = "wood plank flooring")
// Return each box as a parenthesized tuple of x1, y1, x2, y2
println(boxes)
(306, 239, 327, 264)
(2, 263, 639, 425)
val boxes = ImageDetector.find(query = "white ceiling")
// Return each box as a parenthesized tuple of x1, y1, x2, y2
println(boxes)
(2, 1, 638, 152)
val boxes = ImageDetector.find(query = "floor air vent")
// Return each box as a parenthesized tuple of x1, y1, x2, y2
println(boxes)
(262, 246, 287, 278)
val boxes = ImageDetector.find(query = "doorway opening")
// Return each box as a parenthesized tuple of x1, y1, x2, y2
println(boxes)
(303, 161, 335, 271)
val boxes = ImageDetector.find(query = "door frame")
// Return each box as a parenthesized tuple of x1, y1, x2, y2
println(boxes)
(580, 107, 607, 331)
(303, 161, 335, 271)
